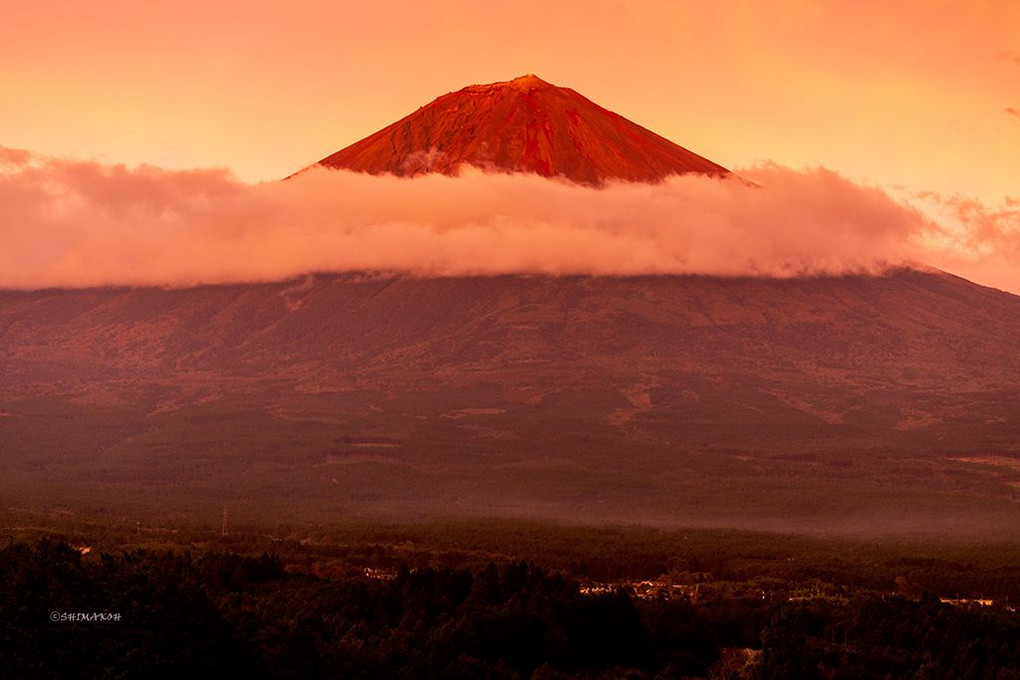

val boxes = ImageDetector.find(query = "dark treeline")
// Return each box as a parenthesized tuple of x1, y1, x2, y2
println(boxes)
(2, 539, 1020, 679)
(11, 512, 1020, 603)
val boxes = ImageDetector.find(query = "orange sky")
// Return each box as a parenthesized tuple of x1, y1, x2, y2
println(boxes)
(0, 0, 1015, 293)
(1, 1, 1017, 203)
(0, 0, 1015, 204)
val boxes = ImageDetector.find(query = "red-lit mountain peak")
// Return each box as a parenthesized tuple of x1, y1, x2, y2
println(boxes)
(310, 75, 731, 185)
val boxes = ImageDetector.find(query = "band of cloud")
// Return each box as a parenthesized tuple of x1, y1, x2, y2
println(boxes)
(0, 147, 1016, 293)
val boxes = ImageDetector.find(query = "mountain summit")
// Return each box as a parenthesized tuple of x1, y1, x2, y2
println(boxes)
(310, 75, 731, 185)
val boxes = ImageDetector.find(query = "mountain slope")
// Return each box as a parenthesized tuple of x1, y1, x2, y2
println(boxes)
(310, 75, 731, 185)
(3, 271, 1018, 393)
(2, 272, 1019, 534)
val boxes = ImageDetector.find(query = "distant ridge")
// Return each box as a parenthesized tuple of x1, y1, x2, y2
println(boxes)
(308, 74, 731, 185)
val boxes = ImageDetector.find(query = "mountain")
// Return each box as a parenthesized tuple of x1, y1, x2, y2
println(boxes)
(2, 271, 1020, 535)
(2, 77, 1019, 536)
(310, 74, 731, 185)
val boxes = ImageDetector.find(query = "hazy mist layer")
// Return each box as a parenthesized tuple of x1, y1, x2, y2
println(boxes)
(1, 147, 1017, 292)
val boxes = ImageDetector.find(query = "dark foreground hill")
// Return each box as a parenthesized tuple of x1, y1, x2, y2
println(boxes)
(2, 270, 1019, 535)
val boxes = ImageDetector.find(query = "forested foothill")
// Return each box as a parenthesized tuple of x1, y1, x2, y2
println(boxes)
(2, 516, 1019, 678)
